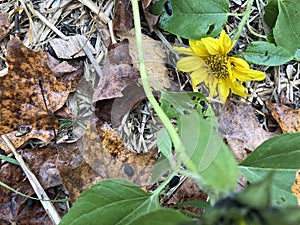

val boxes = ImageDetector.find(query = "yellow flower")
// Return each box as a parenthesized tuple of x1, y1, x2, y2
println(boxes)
(174, 30, 266, 102)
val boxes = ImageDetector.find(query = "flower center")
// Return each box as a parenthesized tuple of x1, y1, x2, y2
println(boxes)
(204, 55, 229, 80)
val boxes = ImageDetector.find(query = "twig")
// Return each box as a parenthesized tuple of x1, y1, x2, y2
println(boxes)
(1, 134, 61, 225)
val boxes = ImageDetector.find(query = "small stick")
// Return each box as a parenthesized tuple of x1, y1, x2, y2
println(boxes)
(1, 134, 61, 225)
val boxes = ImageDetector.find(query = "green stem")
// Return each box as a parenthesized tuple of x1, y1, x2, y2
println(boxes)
(246, 20, 267, 39)
(131, 0, 181, 154)
(131, 0, 199, 177)
(232, 0, 255, 41)
(0, 181, 69, 202)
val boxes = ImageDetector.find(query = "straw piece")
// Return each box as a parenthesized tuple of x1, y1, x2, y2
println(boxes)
(77, 0, 110, 24)
(1, 134, 61, 225)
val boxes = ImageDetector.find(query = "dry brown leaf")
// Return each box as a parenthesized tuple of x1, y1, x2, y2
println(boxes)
(292, 170, 300, 206)
(49, 35, 96, 59)
(82, 118, 157, 186)
(0, 38, 82, 152)
(113, 0, 134, 31)
(219, 102, 277, 162)
(19, 146, 62, 189)
(117, 29, 171, 89)
(56, 143, 103, 203)
(0, 13, 10, 41)
(141, 0, 159, 32)
(0, 163, 34, 222)
(166, 178, 207, 215)
(92, 39, 139, 102)
(266, 101, 300, 133)
(0, 156, 64, 224)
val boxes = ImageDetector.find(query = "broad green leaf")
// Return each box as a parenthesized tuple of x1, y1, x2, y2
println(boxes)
(239, 167, 298, 207)
(160, 91, 212, 122)
(235, 173, 273, 209)
(151, 155, 171, 182)
(180, 112, 238, 196)
(127, 209, 192, 225)
(59, 179, 160, 225)
(273, 0, 300, 54)
(240, 133, 300, 168)
(240, 133, 300, 206)
(151, 0, 229, 39)
(157, 128, 172, 161)
(243, 41, 293, 66)
(152, 129, 173, 182)
(264, 0, 278, 27)
(294, 49, 300, 61)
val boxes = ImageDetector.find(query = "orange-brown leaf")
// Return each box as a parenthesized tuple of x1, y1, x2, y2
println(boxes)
(0, 37, 71, 136)
(266, 101, 300, 133)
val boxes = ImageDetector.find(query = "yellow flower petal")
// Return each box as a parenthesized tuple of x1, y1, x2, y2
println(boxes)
(227, 65, 248, 98)
(208, 76, 218, 98)
(201, 37, 221, 55)
(230, 81, 248, 97)
(229, 57, 250, 69)
(218, 79, 230, 102)
(189, 39, 210, 57)
(176, 56, 205, 72)
(234, 67, 266, 82)
(190, 69, 208, 88)
(219, 30, 235, 55)
(229, 57, 266, 82)
(173, 46, 195, 55)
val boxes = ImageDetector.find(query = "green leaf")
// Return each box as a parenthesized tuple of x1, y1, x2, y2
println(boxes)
(235, 173, 273, 209)
(59, 179, 160, 225)
(180, 112, 238, 196)
(294, 49, 300, 61)
(239, 167, 298, 207)
(152, 154, 171, 183)
(272, 0, 300, 54)
(157, 128, 172, 161)
(240, 133, 300, 206)
(127, 209, 192, 225)
(160, 91, 212, 122)
(151, 0, 229, 39)
(160, 91, 237, 200)
(152, 129, 173, 182)
(240, 133, 300, 168)
(173, 200, 211, 209)
(0, 154, 20, 166)
(264, 0, 279, 27)
(243, 41, 293, 66)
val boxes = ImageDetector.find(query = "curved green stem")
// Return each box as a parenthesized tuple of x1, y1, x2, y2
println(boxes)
(131, 0, 199, 176)
(232, 0, 255, 41)
(246, 20, 267, 39)
(131, 0, 181, 151)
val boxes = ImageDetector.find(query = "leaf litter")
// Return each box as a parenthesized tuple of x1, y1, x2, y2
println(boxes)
(0, 0, 300, 223)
